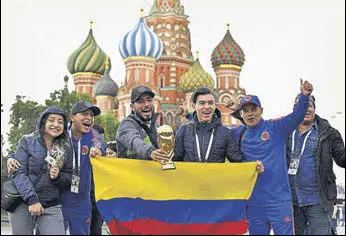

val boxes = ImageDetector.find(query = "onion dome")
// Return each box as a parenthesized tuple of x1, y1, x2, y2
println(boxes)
(67, 20, 111, 75)
(119, 9, 163, 60)
(180, 51, 215, 93)
(149, 0, 185, 16)
(211, 23, 245, 67)
(93, 61, 118, 97)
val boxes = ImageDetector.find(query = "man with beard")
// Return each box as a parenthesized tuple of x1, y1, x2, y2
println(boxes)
(230, 79, 313, 235)
(286, 95, 345, 235)
(116, 86, 169, 162)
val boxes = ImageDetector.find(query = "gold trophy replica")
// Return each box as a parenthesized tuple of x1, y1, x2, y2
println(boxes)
(157, 125, 176, 170)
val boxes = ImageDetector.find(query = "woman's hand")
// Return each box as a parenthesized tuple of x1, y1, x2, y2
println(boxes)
(7, 158, 20, 175)
(28, 202, 44, 216)
(50, 165, 60, 179)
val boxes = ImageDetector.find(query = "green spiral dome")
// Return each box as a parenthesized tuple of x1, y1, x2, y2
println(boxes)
(67, 29, 111, 75)
(180, 59, 215, 93)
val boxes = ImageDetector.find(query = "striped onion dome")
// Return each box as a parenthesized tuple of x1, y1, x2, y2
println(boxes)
(67, 21, 111, 75)
(119, 14, 163, 60)
(211, 23, 245, 67)
(93, 63, 118, 97)
(180, 53, 215, 93)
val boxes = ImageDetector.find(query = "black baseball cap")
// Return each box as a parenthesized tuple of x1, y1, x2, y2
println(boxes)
(131, 86, 155, 104)
(71, 101, 101, 116)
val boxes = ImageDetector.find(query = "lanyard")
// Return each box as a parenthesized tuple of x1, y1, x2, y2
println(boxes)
(69, 130, 81, 172)
(291, 129, 312, 159)
(195, 129, 215, 162)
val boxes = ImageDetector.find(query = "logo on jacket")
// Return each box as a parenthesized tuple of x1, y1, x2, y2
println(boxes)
(81, 145, 89, 155)
(284, 216, 291, 222)
(261, 131, 270, 141)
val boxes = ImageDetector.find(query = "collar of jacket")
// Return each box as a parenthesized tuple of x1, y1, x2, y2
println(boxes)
(315, 115, 332, 140)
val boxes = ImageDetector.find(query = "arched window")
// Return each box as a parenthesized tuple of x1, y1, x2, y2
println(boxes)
(166, 113, 173, 126)
(135, 69, 139, 83)
(126, 70, 130, 82)
(160, 78, 164, 88)
(146, 69, 149, 83)
(175, 114, 181, 126)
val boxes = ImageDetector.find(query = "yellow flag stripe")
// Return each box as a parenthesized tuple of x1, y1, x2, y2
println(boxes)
(91, 156, 258, 201)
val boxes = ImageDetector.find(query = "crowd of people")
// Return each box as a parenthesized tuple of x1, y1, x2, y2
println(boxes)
(5, 79, 345, 235)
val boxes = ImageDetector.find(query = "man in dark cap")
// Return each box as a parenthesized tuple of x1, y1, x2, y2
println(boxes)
(116, 86, 169, 162)
(286, 94, 345, 235)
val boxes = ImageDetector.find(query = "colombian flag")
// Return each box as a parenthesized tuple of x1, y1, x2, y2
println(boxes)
(91, 157, 258, 235)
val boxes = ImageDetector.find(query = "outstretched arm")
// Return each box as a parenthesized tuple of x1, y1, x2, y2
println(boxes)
(272, 79, 313, 139)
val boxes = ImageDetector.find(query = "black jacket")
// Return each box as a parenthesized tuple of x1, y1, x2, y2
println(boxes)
(174, 110, 245, 163)
(286, 115, 345, 211)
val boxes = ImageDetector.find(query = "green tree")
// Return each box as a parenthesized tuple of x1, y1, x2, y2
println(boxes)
(7, 95, 46, 154)
(95, 113, 120, 143)
(45, 89, 91, 115)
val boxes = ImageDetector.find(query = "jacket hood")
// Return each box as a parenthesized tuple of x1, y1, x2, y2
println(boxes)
(315, 114, 331, 132)
(36, 106, 68, 135)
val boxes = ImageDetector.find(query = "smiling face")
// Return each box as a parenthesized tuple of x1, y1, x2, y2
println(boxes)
(193, 94, 216, 123)
(131, 93, 155, 122)
(240, 103, 263, 127)
(43, 114, 65, 139)
(70, 109, 95, 138)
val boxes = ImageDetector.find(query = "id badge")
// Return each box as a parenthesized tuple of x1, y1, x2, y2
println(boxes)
(70, 174, 80, 193)
(288, 158, 300, 175)
(45, 155, 57, 166)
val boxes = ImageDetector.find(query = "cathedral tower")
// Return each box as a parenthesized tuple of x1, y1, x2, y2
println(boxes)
(67, 20, 111, 100)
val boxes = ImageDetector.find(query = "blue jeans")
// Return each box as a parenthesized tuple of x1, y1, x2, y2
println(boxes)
(293, 204, 333, 235)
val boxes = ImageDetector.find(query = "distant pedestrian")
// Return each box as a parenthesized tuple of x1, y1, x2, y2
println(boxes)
(106, 141, 117, 157)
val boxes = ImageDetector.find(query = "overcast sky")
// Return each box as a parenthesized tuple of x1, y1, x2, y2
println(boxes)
(1, 0, 345, 182)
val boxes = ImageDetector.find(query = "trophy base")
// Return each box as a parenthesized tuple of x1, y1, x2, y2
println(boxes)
(161, 161, 176, 170)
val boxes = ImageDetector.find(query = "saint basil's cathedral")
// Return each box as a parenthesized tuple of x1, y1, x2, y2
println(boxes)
(67, 0, 246, 129)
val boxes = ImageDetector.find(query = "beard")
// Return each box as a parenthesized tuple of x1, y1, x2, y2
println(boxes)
(135, 109, 154, 122)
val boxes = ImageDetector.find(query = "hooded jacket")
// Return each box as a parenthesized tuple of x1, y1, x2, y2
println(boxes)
(12, 106, 73, 208)
(174, 109, 245, 163)
(116, 112, 159, 160)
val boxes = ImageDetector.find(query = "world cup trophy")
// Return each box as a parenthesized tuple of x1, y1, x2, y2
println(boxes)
(157, 125, 176, 170)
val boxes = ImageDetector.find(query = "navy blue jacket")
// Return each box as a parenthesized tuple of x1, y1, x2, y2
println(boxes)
(231, 94, 310, 207)
(174, 110, 245, 163)
(12, 106, 73, 208)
